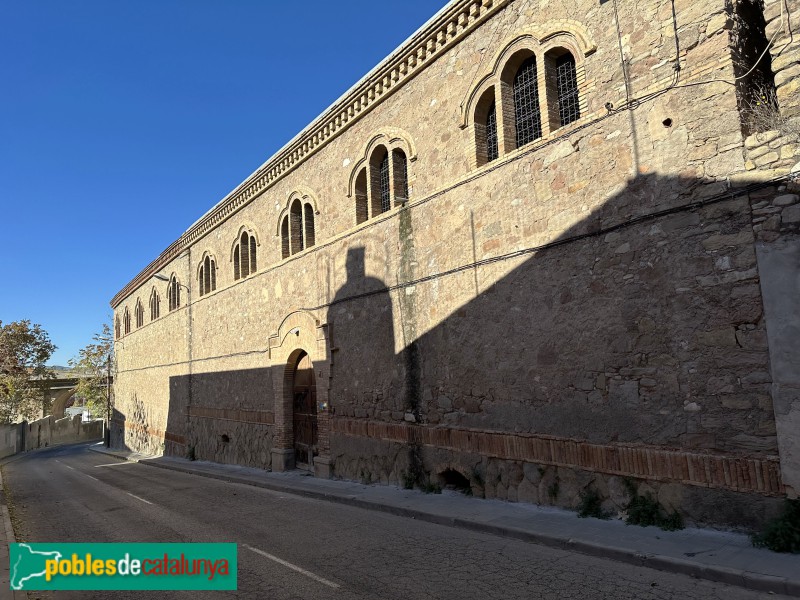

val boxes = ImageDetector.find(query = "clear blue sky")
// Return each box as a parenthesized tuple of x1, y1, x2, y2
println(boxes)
(0, 0, 445, 366)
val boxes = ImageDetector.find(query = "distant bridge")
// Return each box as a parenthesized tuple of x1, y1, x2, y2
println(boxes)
(29, 376, 112, 418)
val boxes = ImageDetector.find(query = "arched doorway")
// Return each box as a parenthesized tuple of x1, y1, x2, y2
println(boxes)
(292, 351, 317, 470)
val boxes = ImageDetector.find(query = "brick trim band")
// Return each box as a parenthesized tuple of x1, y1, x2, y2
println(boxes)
(331, 418, 784, 496)
(112, 418, 186, 446)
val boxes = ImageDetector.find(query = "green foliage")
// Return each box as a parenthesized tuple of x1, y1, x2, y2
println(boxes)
(68, 324, 114, 420)
(401, 470, 415, 490)
(577, 487, 611, 520)
(0, 320, 56, 423)
(421, 480, 442, 494)
(623, 479, 684, 531)
(752, 499, 800, 553)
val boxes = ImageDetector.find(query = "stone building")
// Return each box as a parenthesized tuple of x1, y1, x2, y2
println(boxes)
(111, 0, 800, 528)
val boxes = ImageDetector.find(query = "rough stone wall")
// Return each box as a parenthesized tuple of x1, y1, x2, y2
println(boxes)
(111, 0, 800, 523)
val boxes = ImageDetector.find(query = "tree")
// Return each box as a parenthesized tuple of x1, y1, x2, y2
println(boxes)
(69, 324, 114, 421)
(0, 320, 56, 424)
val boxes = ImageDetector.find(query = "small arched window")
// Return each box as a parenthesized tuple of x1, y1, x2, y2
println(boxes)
(553, 51, 580, 127)
(378, 151, 391, 214)
(123, 308, 131, 335)
(290, 200, 304, 254)
(281, 216, 290, 259)
(513, 55, 543, 148)
(199, 254, 217, 296)
(149, 287, 160, 321)
(304, 204, 315, 248)
(485, 102, 498, 162)
(168, 275, 181, 311)
(474, 88, 498, 166)
(233, 230, 257, 280)
(115, 315, 120, 340)
(392, 149, 408, 203)
(355, 168, 368, 224)
(135, 299, 144, 328)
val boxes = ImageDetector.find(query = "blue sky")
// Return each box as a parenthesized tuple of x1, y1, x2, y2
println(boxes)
(0, 0, 445, 366)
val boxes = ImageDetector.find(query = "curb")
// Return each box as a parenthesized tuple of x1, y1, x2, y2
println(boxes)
(89, 446, 800, 597)
(0, 470, 27, 599)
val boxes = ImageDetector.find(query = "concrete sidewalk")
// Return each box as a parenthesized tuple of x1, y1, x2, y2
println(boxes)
(88, 443, 800, 596)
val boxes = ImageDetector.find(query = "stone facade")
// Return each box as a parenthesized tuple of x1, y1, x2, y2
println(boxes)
(111, 0, 800, 528)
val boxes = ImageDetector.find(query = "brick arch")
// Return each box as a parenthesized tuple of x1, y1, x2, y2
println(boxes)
(267, 310, 332, 476)
(459, 23, 596, 130)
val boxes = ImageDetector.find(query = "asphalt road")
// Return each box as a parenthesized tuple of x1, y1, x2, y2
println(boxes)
(1, 444, 791, 600)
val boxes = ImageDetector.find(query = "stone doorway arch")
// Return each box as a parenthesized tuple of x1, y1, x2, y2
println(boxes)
(268, 310, 332, 477)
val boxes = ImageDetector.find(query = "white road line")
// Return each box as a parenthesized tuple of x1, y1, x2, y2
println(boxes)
(243, 544, 340, 589)
(94, 462, 136, 468)
(85, 474, 99, 482)
(55, 461, 75, 471)
(125, 492, 153, 505)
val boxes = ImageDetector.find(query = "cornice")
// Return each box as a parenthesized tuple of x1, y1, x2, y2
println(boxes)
(111, 0, 511, 308)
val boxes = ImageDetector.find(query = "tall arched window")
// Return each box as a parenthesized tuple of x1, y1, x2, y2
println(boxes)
(233, 230, 258, 280)
(553, 51, 580, 127)
(168, 275, 181, 311)
(513, 55, 543, 148)
(199, 254, 217, 296)
(378, 151, 391, 214)
(485, 102, 498, 162)
(355, 168, 368, 224)
(123, 308, 131, 335)
(304, 204, 315, 248)
(290, 200, 304, 254)
(281, 216, 290, 259)
(149, 287, 160, 321)
(115, 316, 120, 340)
(392, 149, 408, 203)
(135, 299, 144, 328)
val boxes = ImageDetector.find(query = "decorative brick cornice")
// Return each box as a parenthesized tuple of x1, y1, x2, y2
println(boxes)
(111, 0, 511, 308)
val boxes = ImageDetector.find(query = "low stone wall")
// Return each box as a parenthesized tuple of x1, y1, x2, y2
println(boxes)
(0, 425, 24, 460)
(23, 415, 102, 451)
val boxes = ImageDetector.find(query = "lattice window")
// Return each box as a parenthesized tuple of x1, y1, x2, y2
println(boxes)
(486, 101, 498, 162)
(379, 152, 390, 214)
(149, 288, 160, 321)
(556, 53, 580, 126)
(233, 230, 257, 280)
(135, 300, 144, 328)
(304, 204, 315, 248)
(199, 255, 216, 296)
(392, 149, 409, 203)
(281, 216, 290, 259)
(513, 56, 543, 147)
(123, 308, 131, 335)
(168, 275, 181, 311)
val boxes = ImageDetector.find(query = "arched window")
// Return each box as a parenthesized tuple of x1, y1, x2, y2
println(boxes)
(233, 230, 257, 280)
(123, 308, 131, 335)
(550, 50, 580, 127)
(135, 299, 144, 328)
(378, 151, 391, 214)
(281, 216, 290, 259)
(199, 254, 217, 296)
(149, 287, 160, 321)
(168, 275, 181, 311)
(355, 168, 368, 224)
(115, 316, 120, 340)
(513, 55, 543, 148)
(486, 102, 498, 161)
(304, 204, 315, 248)
(290, 200, 304, 254)
(392, 149, 408, 203)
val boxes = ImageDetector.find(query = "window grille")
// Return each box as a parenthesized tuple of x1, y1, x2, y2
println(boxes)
(304, 204, 315, 248)
(379, 152, 390, 214)
(393, 149, 409, 202)
(290, 201, 304, 254)
(240, 232, 250, 278)
(135, 300, 144, 328)
(556, 53, 580, 126)
(513, 56, 542, 147)
(486, 101, 498, 162)
(150, 288, 160, 321)
(281, 217, 290, 259)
